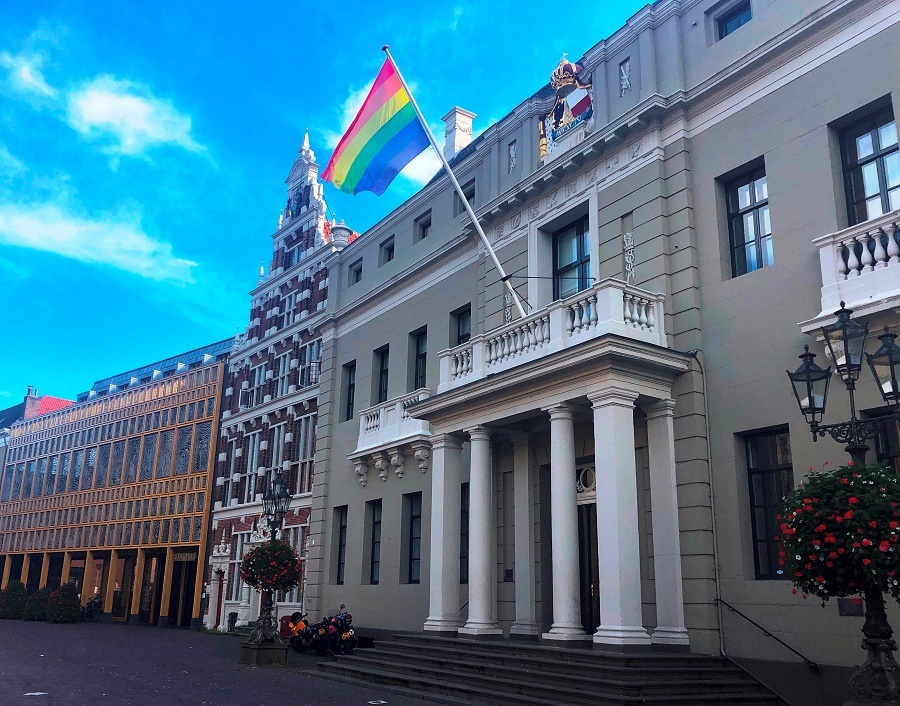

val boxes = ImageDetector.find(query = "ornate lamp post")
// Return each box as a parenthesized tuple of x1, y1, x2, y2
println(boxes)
(248, 471, 292, 643)
(787, 302, 900, 466)
(786, 303, 900, 705)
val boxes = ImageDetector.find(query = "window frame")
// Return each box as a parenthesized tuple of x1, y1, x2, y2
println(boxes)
(335, 505, 348, 585)
(717, 0, 752, 39)
(840, 108, 899, 226)
(552, 215, 591, 300)
(454, 306, 471, 346)
(379, 236, 395, 266)
(376, 347, 390, 404)
(415, 211, 432, 241)
(453, 179, 476, 217)
(413, 330, 427, 390)
(348, 259, 363, 286)
(726, 165, 771, 277)
(343, 362, 356, 422)
(406, 492, 422, 584)
(369, 499, 382, 585)
(744, 428, 794, 580)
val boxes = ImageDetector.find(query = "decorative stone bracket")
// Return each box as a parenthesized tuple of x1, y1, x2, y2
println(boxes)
(350, 440, 432, 487)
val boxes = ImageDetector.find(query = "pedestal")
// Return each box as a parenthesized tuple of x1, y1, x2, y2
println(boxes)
(240, 641, 289, 666)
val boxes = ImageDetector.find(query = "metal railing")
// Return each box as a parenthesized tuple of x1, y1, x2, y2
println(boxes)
(716, 598, 821, 673)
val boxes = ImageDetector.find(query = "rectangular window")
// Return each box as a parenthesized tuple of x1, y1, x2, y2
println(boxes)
(274, 353, 290, 399)
(416, 211, 432, 241)
(553, 215, 591, 300)
(368, 499, 382, 585)
(726, 165, 771, 277)
(250, 365, 266, 406)
(453, 179, 476, 217)
(343, 362, 356, 421)
(279, 291, 297, 328)
(412, 330, 427, 390)
(460, 482, 469, 584)
(298, 339, 322, 388)
(243, 432, 260, 504)
(717, 1, 751, 39)
(379, 237, 395, 266)
(454, 306, 471, 346)
(376, 347, 390, 404)
(335, 505, 348, 585)
(841, 108, 899, 225)
(745, 428, 794, 580)
(227, 533, 247, 602)
(405, 492, 422, 584)
(348, 259, 363, 286)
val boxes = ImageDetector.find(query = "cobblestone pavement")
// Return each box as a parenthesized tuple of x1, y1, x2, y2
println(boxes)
(0, 620, 439, 706)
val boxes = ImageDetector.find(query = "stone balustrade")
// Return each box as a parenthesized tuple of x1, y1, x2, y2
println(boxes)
(351, 388, 432, 458)
(806, 209, 900, 329)
(439, 279, 666, 393)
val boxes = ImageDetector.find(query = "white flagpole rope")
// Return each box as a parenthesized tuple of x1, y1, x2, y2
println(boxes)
(382, 45, 527, 320)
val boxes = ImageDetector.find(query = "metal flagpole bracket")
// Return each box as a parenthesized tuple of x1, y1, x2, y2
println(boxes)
(381, 45, 527, 320)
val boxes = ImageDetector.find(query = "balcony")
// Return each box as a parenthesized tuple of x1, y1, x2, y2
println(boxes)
(803, 210, 900, 331)
(438, 278, 667, 394)
(349, 390, 433, 486)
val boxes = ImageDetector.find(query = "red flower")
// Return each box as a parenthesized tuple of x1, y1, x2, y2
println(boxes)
(863, 558, 872, 566)
(840, 478, 850, 485)
(890, 521, 898, 529)
(848, 497, 858, 504)
(861, 539, 873, 547)
(880, 541, 891, 552)
(814, 524, 827, 533)
(869, 521, 878, 528)
(791, 588, 797, 595)
(844, 510, 854, 519)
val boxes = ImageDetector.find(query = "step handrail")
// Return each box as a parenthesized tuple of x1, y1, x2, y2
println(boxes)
(716, 598, 820, 673)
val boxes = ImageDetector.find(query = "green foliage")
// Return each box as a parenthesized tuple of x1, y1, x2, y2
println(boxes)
(23, 586, 52, 621)
(46, 583, 82, 623)
(780, 463, 900, 603)
(0, 581, 28, 619)
(240, 539, 301, 593)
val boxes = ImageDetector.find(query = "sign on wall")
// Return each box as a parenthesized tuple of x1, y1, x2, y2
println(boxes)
(539, 55, 594, 163)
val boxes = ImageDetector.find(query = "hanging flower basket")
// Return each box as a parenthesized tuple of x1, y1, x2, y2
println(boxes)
(779, 462, 900, 602)
(240, 539, 301, 593)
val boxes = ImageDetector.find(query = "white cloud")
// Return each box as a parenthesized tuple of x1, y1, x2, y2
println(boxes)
(0, 203, 197, 283)
(450, 7, 464, 31)
(66, 75, 203, 156)
(399, 142, 442, 186)
(0, 50, 56, 97)
(323, 81, 375, 149)
(0, 145, 25, 176)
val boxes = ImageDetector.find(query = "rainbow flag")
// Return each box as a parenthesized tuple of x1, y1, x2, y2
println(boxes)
(322, 59, 430, 196)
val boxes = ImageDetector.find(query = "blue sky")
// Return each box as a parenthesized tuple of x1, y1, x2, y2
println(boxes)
(0, 0, 646, 404)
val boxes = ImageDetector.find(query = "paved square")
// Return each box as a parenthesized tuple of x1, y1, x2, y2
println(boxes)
(0, 621, 437, 706)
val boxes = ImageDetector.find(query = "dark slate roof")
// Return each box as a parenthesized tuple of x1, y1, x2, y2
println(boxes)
(0, 402, 24, 430)
(77, 338, 234, 401)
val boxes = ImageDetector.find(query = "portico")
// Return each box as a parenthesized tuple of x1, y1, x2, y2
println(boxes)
(412, 327, 691, 650)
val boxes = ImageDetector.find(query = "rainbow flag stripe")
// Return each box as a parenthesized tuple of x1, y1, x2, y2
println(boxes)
(322, 59, 430, 196)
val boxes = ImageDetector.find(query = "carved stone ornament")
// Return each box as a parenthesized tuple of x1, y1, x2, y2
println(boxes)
(390, 452, 406, 479)
(414, 447, 430, 472)
(623, 231, 636, 284)
(374, 455, 390, 482)
(619, 58, 631, 97)
(511, 213, 521, 229)
(354, 462, 368, 487)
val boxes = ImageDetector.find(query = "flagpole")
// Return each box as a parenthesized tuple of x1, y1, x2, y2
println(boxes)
(382, 45, 527, 320)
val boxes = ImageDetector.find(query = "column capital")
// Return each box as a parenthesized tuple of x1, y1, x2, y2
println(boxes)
(429, 433, 463, 451)
(643, 398, 676, 420)
(588, 387, 639, 409)
(465, 425, 492, 442)
(542, 402, 576, 421)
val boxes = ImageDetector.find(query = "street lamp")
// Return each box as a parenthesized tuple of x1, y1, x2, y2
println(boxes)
(249, 470, 292, 643)
(787, 302, 900, 466)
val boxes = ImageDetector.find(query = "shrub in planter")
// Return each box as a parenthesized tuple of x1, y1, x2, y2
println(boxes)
(23, 586, 51, 621)
(0, 581, 28, 619)
(47, 583, 82, 623)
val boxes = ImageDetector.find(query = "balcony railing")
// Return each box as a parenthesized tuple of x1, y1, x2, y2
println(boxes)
(809, 209, 900, 328)
(438, 278, 666, 393)
(352, 389, 432, 456)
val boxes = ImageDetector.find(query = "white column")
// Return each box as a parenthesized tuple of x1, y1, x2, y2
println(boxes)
(590, 389, 651, 647)
(459, 426, 502, 637)
(509, 433, 539, 637)
(204, 571, 222, 630)
(645, 399, 689, 647)
(542, 403, 587, 641)
(424, 434, 463, 633)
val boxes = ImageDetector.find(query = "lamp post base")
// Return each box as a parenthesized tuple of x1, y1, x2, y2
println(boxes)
(845, 590, 900, 705)
(247, 590, 281, 644)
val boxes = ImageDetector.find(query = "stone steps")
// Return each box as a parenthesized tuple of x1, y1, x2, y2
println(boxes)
(316, 634, 786, 705)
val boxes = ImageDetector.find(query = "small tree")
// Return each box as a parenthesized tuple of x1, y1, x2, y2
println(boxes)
(23, 586, 52, 622)
(46, 583, 82, 623)
(0, 581, 28, 619)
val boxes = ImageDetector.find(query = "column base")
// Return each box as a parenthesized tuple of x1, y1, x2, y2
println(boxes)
(458, 622, 503, 639)
(509, 622, 541, 639)
(650, 626, 690, 649)
(542, 624, 591, 642)
(424, 617, 463, 634)
(593, 624, 652, 648)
